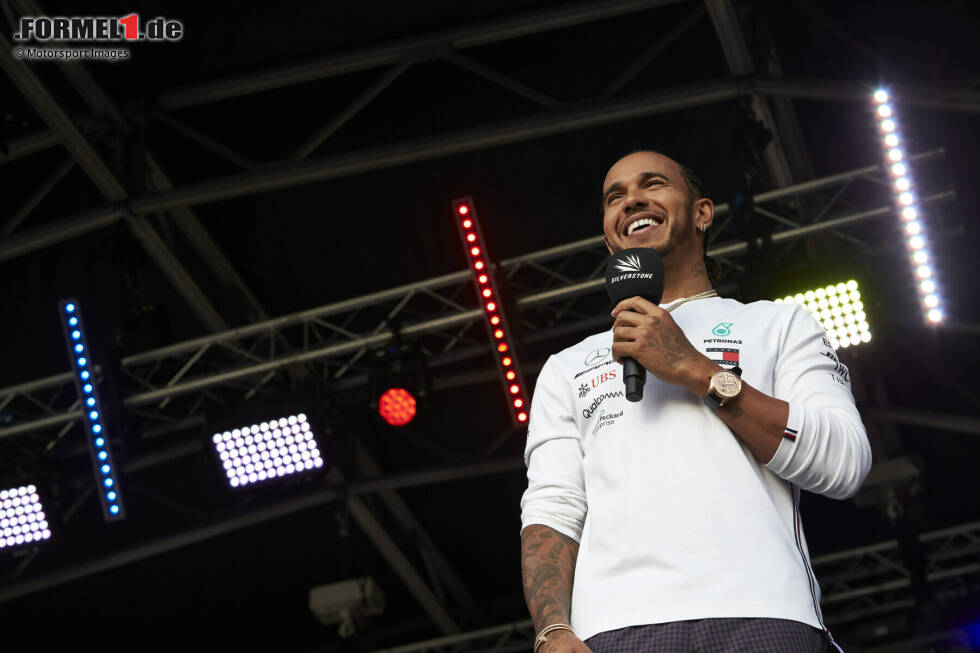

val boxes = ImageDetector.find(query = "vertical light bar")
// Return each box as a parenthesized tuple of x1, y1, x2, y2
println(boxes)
(58, 300, 125, 521)
(451, 197, 529, 426)
(774, 280, 871, 350)
(871, 89, 944, 324)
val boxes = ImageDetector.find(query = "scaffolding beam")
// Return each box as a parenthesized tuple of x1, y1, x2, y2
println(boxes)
(155, 0, 686, 110)
(0, 31, 228, 332)
(0, 152, 952, 442)
(0, 457, 523, 603)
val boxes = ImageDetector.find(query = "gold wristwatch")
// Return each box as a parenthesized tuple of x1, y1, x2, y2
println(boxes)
(703, 369, 742, 410)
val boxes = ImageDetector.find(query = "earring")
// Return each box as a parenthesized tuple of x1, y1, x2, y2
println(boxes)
(698, 223, 707, 232)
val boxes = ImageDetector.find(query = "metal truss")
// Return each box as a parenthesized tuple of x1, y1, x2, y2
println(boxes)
(0, 148, 955, 444)
(362, 520, 980, 653)
(816, 520, 980, 625)
(0, 455, 524, 603)
(2, 1, 978, 270)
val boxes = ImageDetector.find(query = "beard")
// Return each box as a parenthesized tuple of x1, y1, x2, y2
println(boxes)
(649, 203, 695, 260)
(606, 201, 696, 256)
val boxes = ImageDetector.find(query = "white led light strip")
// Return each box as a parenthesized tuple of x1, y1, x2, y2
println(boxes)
(872, 89, 943, 324)
(211, 413, 324, 488)
(775, 280, 870, 350)
(0, 485, 51, 549)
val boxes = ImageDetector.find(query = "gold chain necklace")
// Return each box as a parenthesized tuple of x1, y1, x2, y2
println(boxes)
(663, 290, 718, 313)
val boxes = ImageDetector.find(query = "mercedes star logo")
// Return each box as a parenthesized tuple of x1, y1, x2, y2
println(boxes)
(584, 348, 610, 365)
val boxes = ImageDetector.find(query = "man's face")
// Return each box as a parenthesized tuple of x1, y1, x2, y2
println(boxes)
(601, 151, 696, 258)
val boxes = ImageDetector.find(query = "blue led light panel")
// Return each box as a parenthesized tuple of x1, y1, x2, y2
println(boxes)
(211, 413, 324, 488)
(58, 300, 125, 522)
(0, 485, 51, 549)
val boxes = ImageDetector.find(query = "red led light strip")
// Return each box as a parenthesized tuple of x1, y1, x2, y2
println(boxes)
(452, 197, 529, 426)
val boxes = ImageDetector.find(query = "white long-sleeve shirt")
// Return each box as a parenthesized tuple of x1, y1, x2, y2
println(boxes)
(520, 297, 871, 641)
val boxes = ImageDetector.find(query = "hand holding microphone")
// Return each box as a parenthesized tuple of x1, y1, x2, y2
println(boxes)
(605, 249, 663, 401)
(605, 248, 712, 401)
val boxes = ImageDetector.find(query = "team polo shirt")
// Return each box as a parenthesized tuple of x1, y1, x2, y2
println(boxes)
(520, 297, 871, 641)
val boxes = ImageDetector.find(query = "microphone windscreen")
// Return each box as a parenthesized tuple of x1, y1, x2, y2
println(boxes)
(605, 248, 664, 305)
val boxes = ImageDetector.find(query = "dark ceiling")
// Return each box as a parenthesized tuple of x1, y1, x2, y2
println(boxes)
(1, 1, 979, 651)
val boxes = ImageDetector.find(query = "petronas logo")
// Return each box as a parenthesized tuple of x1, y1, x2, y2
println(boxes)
(614, 254, 642, 273)
(712, 322, 734, 337)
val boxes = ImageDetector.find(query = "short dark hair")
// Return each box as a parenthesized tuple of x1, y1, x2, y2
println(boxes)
(676, 161, 708, 201)
(600, 150, 709, 214)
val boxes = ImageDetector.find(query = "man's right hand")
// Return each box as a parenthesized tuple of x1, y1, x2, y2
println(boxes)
(538, 629, 594, 653)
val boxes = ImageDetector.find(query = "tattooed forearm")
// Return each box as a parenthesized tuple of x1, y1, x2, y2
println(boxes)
(521, 524, 579, 632)
(646, 328, 697, 368)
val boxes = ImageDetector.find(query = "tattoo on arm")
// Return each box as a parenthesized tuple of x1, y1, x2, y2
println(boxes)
(646, 323, 696, 368)
(521, 525, 579, 632)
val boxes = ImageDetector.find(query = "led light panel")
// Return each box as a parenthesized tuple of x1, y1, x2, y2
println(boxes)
(0, 485, 51, 549)
(210, 413, 324, 488)
(774, 280, 871, 350)
(871, 89, 944, 324)
(59, 300, 124, 520)
(452, 197, 529, 425)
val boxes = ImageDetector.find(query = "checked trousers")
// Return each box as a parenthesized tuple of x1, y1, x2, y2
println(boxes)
(584, 618, 831, 653)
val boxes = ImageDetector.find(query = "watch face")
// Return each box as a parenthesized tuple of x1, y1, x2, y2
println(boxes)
(714, 371, 741, 398)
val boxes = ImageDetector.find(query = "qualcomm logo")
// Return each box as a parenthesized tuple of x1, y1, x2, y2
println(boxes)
(582, 391, 624, 419)
(614, 254, 642, 273)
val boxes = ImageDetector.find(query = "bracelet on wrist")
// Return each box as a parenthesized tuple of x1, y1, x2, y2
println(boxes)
(534, 623, 575, 652)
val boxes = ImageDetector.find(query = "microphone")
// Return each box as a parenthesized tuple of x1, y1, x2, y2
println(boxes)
(605, 248, 664, 402)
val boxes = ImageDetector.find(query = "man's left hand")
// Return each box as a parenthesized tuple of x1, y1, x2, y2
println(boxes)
(611, 296, 716, 397)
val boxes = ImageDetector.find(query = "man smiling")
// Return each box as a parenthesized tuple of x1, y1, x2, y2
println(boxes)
(520, 151, 871, 652)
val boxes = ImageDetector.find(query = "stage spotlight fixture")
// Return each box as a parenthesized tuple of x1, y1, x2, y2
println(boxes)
(58, 300, 124, 521)
(452, 197, 529, 426)
(378, 387, 416, 426)
(208, 412, 325, 489)
(370, 345, 430, 427)
(872, 89, 944, 324)
(775, 280, 871, 350)
(0, 484, 52, 550)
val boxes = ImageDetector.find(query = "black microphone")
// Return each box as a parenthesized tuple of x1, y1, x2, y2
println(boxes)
(605, 248, 665, 402)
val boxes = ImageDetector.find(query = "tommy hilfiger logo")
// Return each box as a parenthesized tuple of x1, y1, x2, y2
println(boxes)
(614, 254, 642, 273)
(783, 427, 798, 442)
(707, 347, 739, 367)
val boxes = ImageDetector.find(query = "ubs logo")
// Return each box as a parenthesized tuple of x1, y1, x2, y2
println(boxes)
(589, 370, 617, 388)
(584, 348, 610, 366)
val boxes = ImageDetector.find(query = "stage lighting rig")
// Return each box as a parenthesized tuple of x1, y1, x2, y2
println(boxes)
(207, 405, 326, 490)
(0, 483, 52, 551)
(451, 197, 529, 426)
(774, 280, 871, 350)
(871, 89, 944, 325)
(58, 300, 124, 521)
(370, 344, 430, 427)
